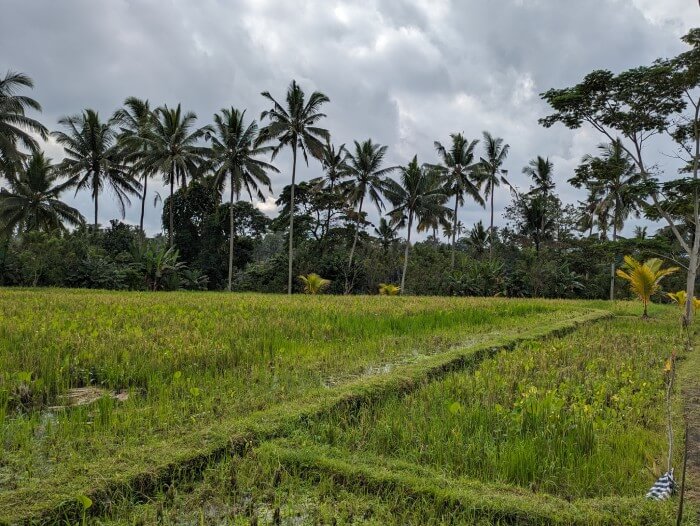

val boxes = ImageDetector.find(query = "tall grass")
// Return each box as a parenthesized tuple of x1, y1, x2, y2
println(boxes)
(0, 289, 589, 505)
(292, 314, 685, 499)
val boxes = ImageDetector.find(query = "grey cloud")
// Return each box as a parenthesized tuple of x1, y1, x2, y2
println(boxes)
(1, 0, 697, 236)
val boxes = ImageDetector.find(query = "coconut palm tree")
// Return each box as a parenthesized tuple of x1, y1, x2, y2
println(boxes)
(570, 139, 647, 299)
(616, 256, 678, 317)
(205, 107, 277, 291)
(374, 217, 398, 251)
(114, 97, 156, 234)
(298, 273, 331, 294)
(53, 109, 139, 229)
(0, 151, 84, 234)
(138, 104, 209, 247)
(317, 139, 349, 238)
(477, 131, 510, 258)
(344, 139, 397, 271)
(384, 157, 451, 293)
(259, 80, 330, 294)
(0, 71, 48, 178)
(431, 133, 484, 268)
(523, 156, 555, 197)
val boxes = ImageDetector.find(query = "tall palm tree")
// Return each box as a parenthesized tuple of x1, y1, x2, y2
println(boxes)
(374, 217, 398, 251)
(0, 71, 48, 178)
(53, 109, 139, 229)
(0, 151, 84, 234)
(344, 139, 397, 271)
(431, 133, 484, 268)
(570, 139, 646, 299)
(138, 104, 209, 247)
(384, 157, 450, 293)
(259, 80, 330, 294)
(317, 139, 349, 238)
(522, 156, 555, 238)
(523, 156, 555, 197)
(206, 108, 277, 291)
(478, 131, 510, 258)
(114, 97, 156, 234)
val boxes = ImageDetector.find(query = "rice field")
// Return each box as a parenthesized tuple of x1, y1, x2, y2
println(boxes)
(287, 316, 686, 500)
(0, 289, 691, 524)
(0, 289, 598, 523)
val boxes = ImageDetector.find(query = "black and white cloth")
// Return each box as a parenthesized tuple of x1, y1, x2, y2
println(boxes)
(646, 469, 675, 500)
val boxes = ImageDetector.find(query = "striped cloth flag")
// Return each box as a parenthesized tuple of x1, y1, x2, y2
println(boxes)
(646, 469, 675, 500)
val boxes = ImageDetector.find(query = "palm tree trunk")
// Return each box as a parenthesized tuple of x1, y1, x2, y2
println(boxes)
(348, 199, 364, 269)
(139, 174, 148, 235)
(94, 188, 99, 230)
(168, 171, 174, 248)
(489, 185, 494, 259)
(324, 180, 334, 240)
(610, 219, 617, 301)
(400, 211, 413, 294)
(288, 145, 297, 295)
(451, 194, 458, 269)
(228, 173, 235, 292)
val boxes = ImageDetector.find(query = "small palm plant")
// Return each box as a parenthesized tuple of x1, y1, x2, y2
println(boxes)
(667, 290, 700, 316)
(616, 256, 678, 317)
(378, 283, 400, 296)
(298, 273, 331, 295)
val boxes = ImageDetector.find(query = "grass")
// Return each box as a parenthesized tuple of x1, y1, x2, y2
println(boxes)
(85, 305, 691, 526)
(285, 312, 688, 501)
(0, 289, 600, 523)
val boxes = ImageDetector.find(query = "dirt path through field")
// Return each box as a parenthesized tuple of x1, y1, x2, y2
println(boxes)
(680, 327, 700, 520)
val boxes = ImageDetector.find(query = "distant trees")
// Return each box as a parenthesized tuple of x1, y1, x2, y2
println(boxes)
(431, 133, 483, 268)
(206, 108, 276, 291)
(259, 80, 330, 295)
(114, 97, 155, 234)
(478, 132, 510, 258)
(139, 104, 209, 247)
(343, 139, 396, 275)
(4, 32, 700, 304)
(53, 109, 139, 229)
(0, 71, 48, 177)
(384, 157, 450, 293)
(0, 152, 83, 234)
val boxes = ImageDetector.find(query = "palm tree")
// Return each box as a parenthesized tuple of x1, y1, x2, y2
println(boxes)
(206, 108, 277, 291)
(344, 139, 397, 271)
(523, 156, 555, 197)
(431, 133, 484, 268)
(466, 220, 489, 256)
(477, 131, 510, 258)
(298, 273, 331, 294)
(138, 104, 209, 247)
(0, 151, 84, 234)
(374, 217, 398, 250)
(53, 109, 139, 229)
(522, 156, 555, 243)
(384, 157, 451, 293)
(114, 97, 156, 234)
(0, 71, 48, 178)
(259, 80, 330, 294)
(317, 139, 349, 238)
(616, 256, 678, 317)
(570, 139, 646, 299)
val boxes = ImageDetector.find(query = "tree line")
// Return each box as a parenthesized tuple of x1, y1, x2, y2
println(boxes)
(1, 29, 699, 315)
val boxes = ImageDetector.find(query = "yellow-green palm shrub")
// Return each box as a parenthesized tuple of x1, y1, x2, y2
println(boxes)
(616, 256, 678, 317)
(378, 283, 401, 295)
(298, 273, 331, 294)
(667, 290, 700, 316)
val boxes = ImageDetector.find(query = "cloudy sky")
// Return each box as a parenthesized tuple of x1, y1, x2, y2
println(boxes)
(1, 0, 698, 236)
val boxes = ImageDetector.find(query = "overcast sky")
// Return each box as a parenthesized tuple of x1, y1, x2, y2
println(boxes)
(1, 0, 698, 237)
